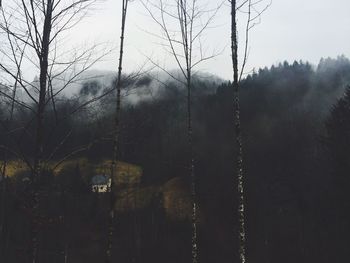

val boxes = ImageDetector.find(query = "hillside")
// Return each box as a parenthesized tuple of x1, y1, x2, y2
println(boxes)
(1, 56, 350, 262)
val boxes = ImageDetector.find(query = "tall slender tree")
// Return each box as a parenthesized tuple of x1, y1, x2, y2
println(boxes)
(230, 1, 247, 262)
(141, 1, 223, 262)
(106, 0, 130, 262)
(230, 1, 270, 262)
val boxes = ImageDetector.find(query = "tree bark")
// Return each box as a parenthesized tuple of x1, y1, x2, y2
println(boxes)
(231, 1, 247, 263)
(187, 71, 199, 263)
(31, 1, 53, 262)
(106, 1, 128, 262)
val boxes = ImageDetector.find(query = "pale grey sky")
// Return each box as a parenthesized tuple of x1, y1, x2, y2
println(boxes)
(25, 0, 350, 80)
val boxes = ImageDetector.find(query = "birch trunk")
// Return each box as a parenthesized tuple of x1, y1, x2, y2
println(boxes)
(231, 1, 247, 263)
(187, 72, 199, 263)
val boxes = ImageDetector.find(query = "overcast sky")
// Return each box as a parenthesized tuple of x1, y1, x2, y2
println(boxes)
(53, 0, 350, 80)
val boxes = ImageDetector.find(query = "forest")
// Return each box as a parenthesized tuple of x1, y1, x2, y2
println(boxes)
(1, 0, 350, 263)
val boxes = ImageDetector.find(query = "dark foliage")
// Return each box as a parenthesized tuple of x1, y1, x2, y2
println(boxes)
(1, 56, 350, 262)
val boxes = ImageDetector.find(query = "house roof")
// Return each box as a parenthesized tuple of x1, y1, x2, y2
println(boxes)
(91, 174, 109, 185)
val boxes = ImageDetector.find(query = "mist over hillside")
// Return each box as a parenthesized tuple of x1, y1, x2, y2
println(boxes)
(4, 56, 348, 117)
(1, 55, 350, 263)
(1, 70, 223, 108)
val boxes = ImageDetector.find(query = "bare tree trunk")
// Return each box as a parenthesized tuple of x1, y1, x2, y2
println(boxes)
(231, 1, 270, 262)
(31, 2, 53, 262)
(187, 74, 199, 263)
(231, 1, 247, 263)
(33, 0, 53, 182)
(106, 1, 129, 262)
(179, 1, 199, 261)
(140, 1, 224, 261)
(231, 0, 246, 263)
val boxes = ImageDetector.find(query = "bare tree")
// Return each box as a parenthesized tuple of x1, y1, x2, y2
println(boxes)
(106, 0, 130, 262)
(141, 1, 224, 262)
(0, 1, 104, 262)
(230, 2, 246, 263)
(230, 1, 270, 263)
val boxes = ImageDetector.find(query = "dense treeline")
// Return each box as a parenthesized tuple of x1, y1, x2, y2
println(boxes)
(1, 56, 350, 262)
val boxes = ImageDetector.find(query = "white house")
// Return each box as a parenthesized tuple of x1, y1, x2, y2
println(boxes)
(91, 174, 111, 193)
